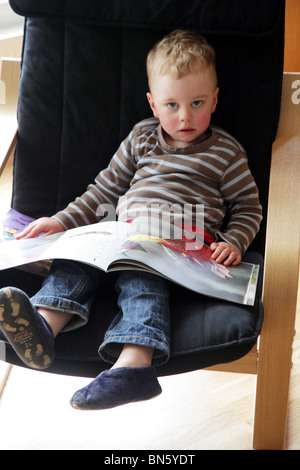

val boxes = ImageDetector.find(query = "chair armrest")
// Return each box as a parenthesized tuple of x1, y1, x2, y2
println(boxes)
(253, 73, 300, 449)
(0, 58, 20, 177)
(0, 123, 17, 177)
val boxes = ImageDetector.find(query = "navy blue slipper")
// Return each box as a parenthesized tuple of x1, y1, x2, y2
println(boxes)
(70, 366, 162, 410)
(0, 287, 54, 369)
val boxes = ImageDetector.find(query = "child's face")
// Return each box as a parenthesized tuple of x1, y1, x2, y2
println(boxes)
(147, 67, 219, 148)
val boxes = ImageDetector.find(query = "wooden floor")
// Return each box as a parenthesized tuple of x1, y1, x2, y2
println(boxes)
(0, 156, 300, 450)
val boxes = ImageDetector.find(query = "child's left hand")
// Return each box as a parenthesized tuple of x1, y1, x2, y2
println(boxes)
(210, 241, 241, 266)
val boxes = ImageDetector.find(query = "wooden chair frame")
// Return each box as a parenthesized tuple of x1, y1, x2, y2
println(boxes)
(0, 57, 19, 175)
(0, 55, 299, 449)
(207, 72, 300, 449)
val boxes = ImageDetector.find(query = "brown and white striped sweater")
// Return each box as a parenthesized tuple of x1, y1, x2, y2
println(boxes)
(53, 117, 262, 256)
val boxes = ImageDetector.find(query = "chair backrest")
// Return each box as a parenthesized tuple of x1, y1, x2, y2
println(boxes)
(9, 0, 285, 253)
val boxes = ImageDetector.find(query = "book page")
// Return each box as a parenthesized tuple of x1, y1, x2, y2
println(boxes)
(109, 217, 259, 305)
(0, 221, 129, 272)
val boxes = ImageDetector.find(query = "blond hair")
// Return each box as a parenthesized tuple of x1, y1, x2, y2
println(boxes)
(147, 30, 217, 88)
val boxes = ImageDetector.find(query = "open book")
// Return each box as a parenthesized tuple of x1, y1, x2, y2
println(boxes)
(0, 209, 259, 306)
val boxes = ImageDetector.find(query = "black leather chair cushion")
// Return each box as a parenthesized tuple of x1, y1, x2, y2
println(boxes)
(0, 0, 284, 377)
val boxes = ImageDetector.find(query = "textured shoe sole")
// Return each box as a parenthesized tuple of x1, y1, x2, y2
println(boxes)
(0, 287, 54, 369)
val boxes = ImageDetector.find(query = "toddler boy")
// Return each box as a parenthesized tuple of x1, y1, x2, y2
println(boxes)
(0, 30, 262, 410)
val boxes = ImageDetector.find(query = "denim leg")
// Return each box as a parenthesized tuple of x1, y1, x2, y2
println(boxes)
(31, 259, 103, 332)
(99, 271, 171, 366)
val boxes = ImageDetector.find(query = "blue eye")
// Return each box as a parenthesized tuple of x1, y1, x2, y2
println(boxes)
(192, 100, 203, 107)
(167, 103, 178, 109)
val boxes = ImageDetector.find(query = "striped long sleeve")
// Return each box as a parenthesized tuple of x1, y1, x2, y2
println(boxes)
(53, 118, 262, 256)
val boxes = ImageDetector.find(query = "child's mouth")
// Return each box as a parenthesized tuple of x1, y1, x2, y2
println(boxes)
(180, 128, 195, 135)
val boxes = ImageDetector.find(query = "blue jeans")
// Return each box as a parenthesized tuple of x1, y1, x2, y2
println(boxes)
(31, 260, 171, 365)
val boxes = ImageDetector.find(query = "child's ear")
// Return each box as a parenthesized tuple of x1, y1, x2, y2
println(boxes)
(212, 87, 219, 113)
(147, 92, 158, 117)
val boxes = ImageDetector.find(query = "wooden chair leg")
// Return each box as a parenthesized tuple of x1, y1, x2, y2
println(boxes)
(0, 364, 13, 400)
(252, 73, 300, 450)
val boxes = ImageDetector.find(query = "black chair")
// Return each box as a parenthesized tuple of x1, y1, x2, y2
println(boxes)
(1, 0, 299, 449)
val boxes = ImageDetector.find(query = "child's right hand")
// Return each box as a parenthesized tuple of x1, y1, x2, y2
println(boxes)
(14, 217, 66, 239)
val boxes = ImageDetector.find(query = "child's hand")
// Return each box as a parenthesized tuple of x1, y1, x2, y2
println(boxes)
(14, 217, 65, 239)
(210, 241, 241, 266)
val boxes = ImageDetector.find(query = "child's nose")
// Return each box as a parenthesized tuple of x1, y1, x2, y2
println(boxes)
(180, 107, 192, 123)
